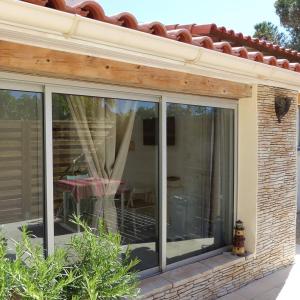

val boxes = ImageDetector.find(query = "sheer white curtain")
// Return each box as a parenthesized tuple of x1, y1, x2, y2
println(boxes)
(182, 108, 234, 241)
(66, 95, 137, 232)
(210, 108, 234, 244)
(188, 110, 214, 236)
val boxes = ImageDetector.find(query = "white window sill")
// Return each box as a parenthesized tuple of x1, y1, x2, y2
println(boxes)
(139, 251, 254, 299)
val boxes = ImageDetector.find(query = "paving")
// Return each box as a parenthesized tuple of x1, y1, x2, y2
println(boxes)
(296, 213, 300, 245)
(219, 262, 296, 300)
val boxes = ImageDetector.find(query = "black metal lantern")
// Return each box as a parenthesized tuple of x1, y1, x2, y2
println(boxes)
(275, 96, 292, 123)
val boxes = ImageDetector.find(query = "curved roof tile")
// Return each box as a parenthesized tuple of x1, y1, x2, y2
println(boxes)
(111, 13, 139, 29)
(22, 0, 300, 72)
(214, 42, 232, 54)
(290, 63, 300, 72)
(232, 47, 248, 59)
(185, 23, 300, 64)
(263, 56, 277, 66)
(248, 52, 264, 62)
(138, 22, 167, 37)
(25, 0, 48, 5)
(78, 1, 106, 20)
(192, 36, 214, 50)
(167, 29, 193, 43)
(277, 59, 290, 69)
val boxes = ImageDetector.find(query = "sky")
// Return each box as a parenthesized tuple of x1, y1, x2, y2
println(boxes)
(98, 0, 281, 36)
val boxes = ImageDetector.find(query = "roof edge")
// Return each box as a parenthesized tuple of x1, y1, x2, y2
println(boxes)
(20, 0, 300, 71)
(0, 0, 300, 91)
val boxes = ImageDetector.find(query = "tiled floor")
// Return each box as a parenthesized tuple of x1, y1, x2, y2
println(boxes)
(219, 214, 300, 300)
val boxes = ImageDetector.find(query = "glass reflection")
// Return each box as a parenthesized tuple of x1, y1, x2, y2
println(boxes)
(166, 103, 234, 264)
(0, 89, 44, 257)
(52, 94, 159, 270)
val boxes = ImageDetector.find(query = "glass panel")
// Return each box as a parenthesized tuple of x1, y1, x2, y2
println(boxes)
(52, 93, 159, 271)
(0, 89, 44, 257)
(166, 103, 234, 264)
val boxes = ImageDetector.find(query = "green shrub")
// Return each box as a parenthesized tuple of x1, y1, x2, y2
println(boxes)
(10, 227, 74, 300)
(0, 218, 140, 300)
(0, 217, 140, 300)
(0, 234, 13, 299)
(66, 216, 140, 300)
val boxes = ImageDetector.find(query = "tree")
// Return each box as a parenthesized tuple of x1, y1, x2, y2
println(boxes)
(253, 21, 287, 45)
(275, 0, 300, 49)
(253, 0, 300, 50)
(0, 90, 42, 120)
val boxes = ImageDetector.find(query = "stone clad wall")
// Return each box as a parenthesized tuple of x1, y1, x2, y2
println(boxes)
(140, 85, 298, 300)
(255, 85, 297, 270)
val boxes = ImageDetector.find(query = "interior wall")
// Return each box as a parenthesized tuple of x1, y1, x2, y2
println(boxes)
(123, 114, 214, 199)
(167, 116, 213, 200)
(123, 115, 158, 191)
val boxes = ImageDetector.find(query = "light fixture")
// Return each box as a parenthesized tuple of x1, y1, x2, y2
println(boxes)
(275, 96, 292, 123)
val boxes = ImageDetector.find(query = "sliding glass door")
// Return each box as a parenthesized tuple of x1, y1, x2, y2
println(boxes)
(0, 89, 44, 257)
(49, 91, 235, 272)
(166, 103, 235, 264)
(52, 93, 159, 271)
(0, 78, 236, 274)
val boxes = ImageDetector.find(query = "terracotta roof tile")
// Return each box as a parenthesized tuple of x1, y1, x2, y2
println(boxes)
(247, 52, 262, 62)
(167, 29, 193, 43)
(263, 56, 278, 66)
(22, 0, 300, 72)
(290, 63, 300, 72)
(138, 22, 167, 37)
(192, 36, 214, 49)
(187, 23, 300, 64)
(232, 47, 248, 59)
(24, 0, 48, 5)
(214, 41, 232, 54)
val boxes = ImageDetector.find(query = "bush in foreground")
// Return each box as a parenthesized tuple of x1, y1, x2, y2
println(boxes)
(66, 216, 139, 300)
(0, 217, 140, 300)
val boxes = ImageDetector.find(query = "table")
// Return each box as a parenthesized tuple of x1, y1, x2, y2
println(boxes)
(55, 177, 128, 231)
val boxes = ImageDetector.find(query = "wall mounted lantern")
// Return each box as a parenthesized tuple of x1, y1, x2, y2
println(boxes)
(275, 96, 292, 123)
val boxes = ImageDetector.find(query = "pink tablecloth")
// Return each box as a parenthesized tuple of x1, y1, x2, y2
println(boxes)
(55, 177, 125, 202)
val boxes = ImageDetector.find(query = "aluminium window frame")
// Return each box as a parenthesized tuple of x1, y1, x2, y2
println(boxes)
(0, 71, 238, 278)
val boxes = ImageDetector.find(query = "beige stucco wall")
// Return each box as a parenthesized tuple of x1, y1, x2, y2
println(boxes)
(141, 85, 298, 300)
(237, 85, 258, 253)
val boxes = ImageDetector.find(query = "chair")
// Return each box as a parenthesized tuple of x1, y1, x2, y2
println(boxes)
(127, 186, 154, 208)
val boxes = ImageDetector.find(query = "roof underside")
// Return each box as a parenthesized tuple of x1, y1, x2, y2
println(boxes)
(22, 0, 300, 72)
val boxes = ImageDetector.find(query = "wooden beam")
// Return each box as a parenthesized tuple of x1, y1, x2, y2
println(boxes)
(0, 40, 252, 99)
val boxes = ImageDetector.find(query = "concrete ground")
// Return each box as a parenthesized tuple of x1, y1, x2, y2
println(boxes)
(296, 213, 300, 245)
(219, 214, 300, 300)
